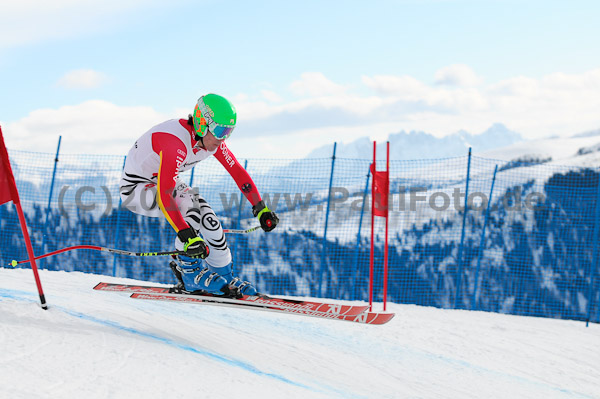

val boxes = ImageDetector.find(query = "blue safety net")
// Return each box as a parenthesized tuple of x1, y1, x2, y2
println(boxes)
(1, 146, 599, 323)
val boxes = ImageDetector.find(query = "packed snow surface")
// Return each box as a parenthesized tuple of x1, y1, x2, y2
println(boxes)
(0, 268, 598, 399)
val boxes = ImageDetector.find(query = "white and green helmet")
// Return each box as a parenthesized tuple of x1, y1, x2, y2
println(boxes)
(192, 94, 237, 140)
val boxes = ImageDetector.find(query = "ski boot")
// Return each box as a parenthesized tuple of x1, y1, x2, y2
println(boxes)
(169, 255, 230, 296)
(207, 262, 258, 296)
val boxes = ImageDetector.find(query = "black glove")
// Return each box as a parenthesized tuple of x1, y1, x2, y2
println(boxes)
(177, 227, 210, 259)
(252, 200, 279, 232)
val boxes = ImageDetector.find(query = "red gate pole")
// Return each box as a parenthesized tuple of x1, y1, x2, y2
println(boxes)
(369, 141, 391, 311)
(0, 126, 47, 309)
(383, 141, 390, 311)
(369, 141, 376, 310)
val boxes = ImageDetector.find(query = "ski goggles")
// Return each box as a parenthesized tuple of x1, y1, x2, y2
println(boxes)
(195, 103, 235, 140)
(208, 124, 235, 140)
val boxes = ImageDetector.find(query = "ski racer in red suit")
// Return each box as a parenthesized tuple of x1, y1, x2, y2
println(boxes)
(119, 94, 278, 296)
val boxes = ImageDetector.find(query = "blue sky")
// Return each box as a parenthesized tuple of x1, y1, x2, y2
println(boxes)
(1, 0, 600, 158)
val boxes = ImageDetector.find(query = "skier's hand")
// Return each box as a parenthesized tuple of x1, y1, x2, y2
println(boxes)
(252, 200, 279, 232)
(177, 227, 210, 259)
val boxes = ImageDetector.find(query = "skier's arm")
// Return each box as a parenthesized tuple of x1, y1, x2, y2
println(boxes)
(151, 133, 190, 233)
(213, 142, 262, 206)
(214, 142, 278, 232)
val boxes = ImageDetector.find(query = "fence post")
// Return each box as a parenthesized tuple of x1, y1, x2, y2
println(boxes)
(189, 166, 195, 186)
(318, 142, 337, 298)
(233, 160, 248, 265)
(237, 160, 248, 227)
(352, 169, 371, 300)
(454, 147, 472, 309)
(471, 164, 498, 310)
(41, 136, 62, 267)
(586, 170, 600, 326)
(112, 155, 127, 277)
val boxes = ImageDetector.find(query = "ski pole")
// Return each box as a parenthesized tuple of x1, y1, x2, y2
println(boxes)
(9, 225, 261, 267)
(10, 245, 184, 267)
(223, 225, 262, 234)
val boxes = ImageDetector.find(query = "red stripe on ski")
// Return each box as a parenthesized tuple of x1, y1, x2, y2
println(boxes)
(338, 311, 395, 325)
(94, 282, 369, 316)
(241, 294, 367, 316)
(130, 292, 394, 325)
(94, 282, 170, 294)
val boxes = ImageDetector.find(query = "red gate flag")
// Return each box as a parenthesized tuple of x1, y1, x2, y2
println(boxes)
(0, 126, 48, 309)
(369, 163, 389, 217)
(0, 133, 19, 206)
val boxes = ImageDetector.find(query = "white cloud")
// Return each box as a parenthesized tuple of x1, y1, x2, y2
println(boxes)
(234, 93, 385, 126)
(4, 100, 169, 155)
(362, 75, 428, 98)
(4, 67, 600, 159)
(362, 74, 488, 112)
(57, 69, 108, 89)
(261, 90, 283, 103)
(289, 72, 347, 97)
(434, 64, 482, 87)
(488, 76, 539, 97)
(239, 67, 600, 142)
(542, 69, 600, 91)
(482, 69, 600, 136)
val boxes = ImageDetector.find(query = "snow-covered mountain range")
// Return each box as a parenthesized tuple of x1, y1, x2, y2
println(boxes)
(303, 123, 600, 171)
(305, 123, 524, 159)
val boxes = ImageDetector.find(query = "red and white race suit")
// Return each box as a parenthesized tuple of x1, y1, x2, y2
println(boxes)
(119, 118, 262, 268)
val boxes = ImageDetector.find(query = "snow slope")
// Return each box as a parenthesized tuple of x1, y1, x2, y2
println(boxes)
(1, 268, 599, 399)
(479, 133, 600, 165)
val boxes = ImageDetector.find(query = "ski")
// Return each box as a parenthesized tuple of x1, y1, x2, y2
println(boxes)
(337, 311, 396, 325)
(130, 292, 395, 325)
(94, 282, 370, 317)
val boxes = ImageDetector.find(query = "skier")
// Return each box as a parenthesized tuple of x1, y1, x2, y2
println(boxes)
(119, 94, 278, 297)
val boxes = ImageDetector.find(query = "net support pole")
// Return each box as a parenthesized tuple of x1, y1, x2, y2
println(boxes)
(112, 155, 127, 277)
(40, 135, 61, 267)
(233, 159, 248, 266)
(586, 171, 600, 326)
(472, 164, 498, 310)
(318, 142, 337, 298)
(454, 147, 472, 309)
(352, 170, 370, 300)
